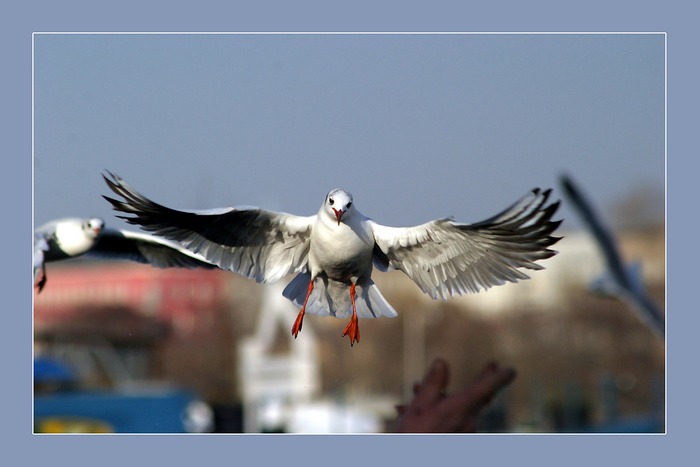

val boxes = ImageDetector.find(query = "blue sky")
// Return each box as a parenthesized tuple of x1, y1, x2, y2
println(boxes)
(33, 33, 665, 231)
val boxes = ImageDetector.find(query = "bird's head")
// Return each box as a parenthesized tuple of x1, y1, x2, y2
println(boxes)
(324, 189, 354, 226)
(83, 218, 105, 239)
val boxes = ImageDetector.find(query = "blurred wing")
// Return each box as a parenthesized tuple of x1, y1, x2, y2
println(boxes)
(371, 188, 561, 299)
(560, 174, 664, 336)
(102, 172, 313, 283)
(88, 229, 218, 269)
(627, 288, 666, 336)
(560, 174, 630, 289)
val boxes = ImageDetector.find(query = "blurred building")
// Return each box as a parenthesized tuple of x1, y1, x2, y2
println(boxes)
(33, 225, 665, 433)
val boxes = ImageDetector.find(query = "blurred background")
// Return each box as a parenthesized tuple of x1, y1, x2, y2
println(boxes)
(33, 33, 665, 433)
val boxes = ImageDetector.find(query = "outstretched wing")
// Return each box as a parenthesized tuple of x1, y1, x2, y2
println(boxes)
(102, 172, 314, 283)
(371, 188, 561, 299)
(560, 174, 664, 336)
(88, 228, 219, 269)
(560, 174, 630, 289)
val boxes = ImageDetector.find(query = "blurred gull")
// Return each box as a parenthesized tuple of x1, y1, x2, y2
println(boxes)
(103, 171, 561, 346)
(560, 174, 665, 337)
(33, 217, 217, 292)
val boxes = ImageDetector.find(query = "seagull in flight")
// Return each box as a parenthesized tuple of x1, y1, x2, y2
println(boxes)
(559, 174, 664, 337)
(103, 171, 562, 346)
(34, 217, 217, 292)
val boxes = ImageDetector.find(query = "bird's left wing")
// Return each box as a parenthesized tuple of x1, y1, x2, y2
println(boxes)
(88, 228, 219, 269)
(102, 172, 314, 283)
(371, 188, 562, 299)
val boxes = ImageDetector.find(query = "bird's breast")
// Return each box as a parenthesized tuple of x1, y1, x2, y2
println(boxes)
(310, 221, 374, 281)
(54, 224, 94, 257)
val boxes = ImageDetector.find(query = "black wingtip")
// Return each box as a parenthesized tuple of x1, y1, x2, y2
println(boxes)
(102, 194, 122, 211)
(102, 171, 120, 192)
(549, 219, 564, 231)
(559, 172, 573, 185)
(558, 173, 578, 199)
(546, 200, 562, 217)
(102, 169, 116, 182)
(549, 233, 565, 246)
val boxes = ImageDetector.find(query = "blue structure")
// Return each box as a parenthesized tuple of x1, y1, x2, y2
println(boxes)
(34, 388, 200, 433)
(34, 357, 205, 433)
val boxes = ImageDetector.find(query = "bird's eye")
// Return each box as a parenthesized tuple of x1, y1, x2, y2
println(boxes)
(329, 197, 335, 206)
(347, 202, 352, 208)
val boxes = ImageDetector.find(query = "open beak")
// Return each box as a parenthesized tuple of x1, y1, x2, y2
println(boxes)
(332, 208, 343, 225)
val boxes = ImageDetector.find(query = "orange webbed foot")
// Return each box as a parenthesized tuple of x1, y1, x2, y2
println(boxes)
(291, 280, 314, 339)
(342, 316, 360, 346)
(291, 311, 304, 338)
(342, 282, 360, 346)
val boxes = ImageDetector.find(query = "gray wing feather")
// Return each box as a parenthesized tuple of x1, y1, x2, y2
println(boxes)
(102, 172, 313, 283)
(371, 188, 561, 299)
(88, 229, 218, 269)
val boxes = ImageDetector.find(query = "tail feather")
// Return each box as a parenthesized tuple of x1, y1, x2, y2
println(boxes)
(282, 273, 398, 319)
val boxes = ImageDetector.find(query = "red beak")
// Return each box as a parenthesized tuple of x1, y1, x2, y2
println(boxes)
(333, 208, 343, 225)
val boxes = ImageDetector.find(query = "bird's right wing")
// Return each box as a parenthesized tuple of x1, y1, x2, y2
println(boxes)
(102, 172, 314, 283)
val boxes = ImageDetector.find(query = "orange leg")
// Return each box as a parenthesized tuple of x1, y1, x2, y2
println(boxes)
(291, 280, 314, 338)
(342, 283, 360, 346)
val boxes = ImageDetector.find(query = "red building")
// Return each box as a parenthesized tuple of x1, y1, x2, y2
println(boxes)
(34, 262, 241, 405)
